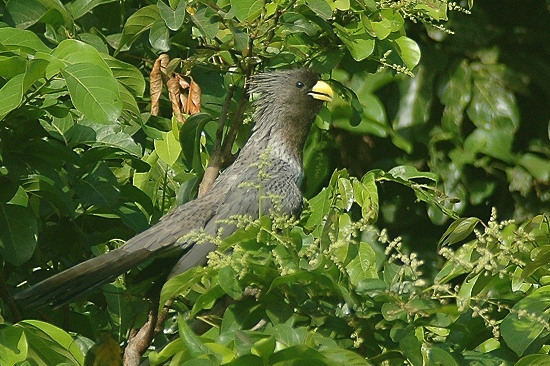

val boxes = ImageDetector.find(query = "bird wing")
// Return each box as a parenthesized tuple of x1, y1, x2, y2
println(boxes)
(168, 164, 303, 276)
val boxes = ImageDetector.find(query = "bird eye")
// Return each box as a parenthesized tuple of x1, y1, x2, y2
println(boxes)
(296, 81, 304, 88)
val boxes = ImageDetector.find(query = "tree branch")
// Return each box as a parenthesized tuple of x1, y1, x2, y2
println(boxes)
(123, 300, 159, 366)
(198, 85, 235, 197)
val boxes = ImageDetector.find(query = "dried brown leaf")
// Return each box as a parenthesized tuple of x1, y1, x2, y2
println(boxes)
(180, 94, 188, 113)
(167, 76, 184, 123)
(158, 54, 170, 69)
(187, 77, 201, 115)
(177, 74, 190, 90)
(150, 61, 163, 115)
(150, 54, 170, 116)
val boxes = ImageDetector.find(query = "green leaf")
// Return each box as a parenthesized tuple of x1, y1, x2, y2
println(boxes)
(425, 346, 459, 366)
(280, 12, 320, 36)
(0, 204, 38, 266)
(0, 73, 25, 121)
(469, 180, 496, 205)
(118, 5, 161, 51)
(335, 23, 375, 61)
(321, 347, 371, 365)
(435, 242, 475, 283)
(439, 60, 472, 107)
(191, 284, 226, 315)
(381, 9, 404, 32)
(180, 113, 213, 173)
(0, 58, 49, 121)
(269, 345, 329, 364)
(155, 130, 183, 166)
(17, 320, 84, 365)
(345, 242, 377, 286)
(79, 33, 109, 56)
(6, 0, 48, 29)
(158, 0, 187, 31)
(467, 67, 520, 133)
(6, 0, 72, 29)
(178, 315, 211, 357)
(353, 173, 379, 221)
(311, 48, 345, 74)
(0, 323, 27, 365)
(399, 331, 422, 366)
(268, 271, 316, 292)
(0, 27, 51, 54)
(456, 272, 481, 311)
(414, 0, 447, 20)
(115, 202, 150, 232)
(304, 187, 331, 230)
(306, 0, 333, 20)
(501, 286, 550, 356)
(517, 153, 550, 182)
(6, 186, 29, 207)
(230, 0, 264, 22)
(272, 324, 306, 347)
(149, 19, 171, 51)
(333, 0, 349, 10)
(393, 66, 432, 129)
(190, 7, 219, 39)
(159, 267, 204, 308)
(0, 56, 26, 79)
(102, 55, 146, 97)
(464, 128, 514, 163)
(363, 14, 392, 40)
(251, 336, 276, 360)
(102, 281, 126, 331)
(23, 173, 76, 218)
(74, 163, 120, 208)
(61, 63, 122, 124)
(68, 0, 117, 19)
(225, 355, 264, 366)
(218, 266, 243, 299)
(515, 354, 550, 366)
(118, 83, 141, 118)
(522, 245, 550, 280)
(393, 36, 421, 70)
(388, 165, 437, 182)
(90, 124, 142, 156)
(438, 217, 480, 247)
(50, 39, 111, 73)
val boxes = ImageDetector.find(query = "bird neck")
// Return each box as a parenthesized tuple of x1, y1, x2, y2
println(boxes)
(244, 105, 317, 169)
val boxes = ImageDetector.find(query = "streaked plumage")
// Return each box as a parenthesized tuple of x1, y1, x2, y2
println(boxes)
(15, 68, 333, 308)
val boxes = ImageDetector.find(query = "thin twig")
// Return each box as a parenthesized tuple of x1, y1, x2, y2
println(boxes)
(198, 85, 235, 197)
(220, 88, 249, 160)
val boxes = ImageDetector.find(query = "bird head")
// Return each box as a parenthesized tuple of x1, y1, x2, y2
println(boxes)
(249, 69, 333, 131)
(246, 68, 334, 159)
(249, 68, 333, 107)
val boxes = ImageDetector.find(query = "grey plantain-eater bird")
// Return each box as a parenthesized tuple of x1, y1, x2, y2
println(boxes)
(14, 68, 333, 309)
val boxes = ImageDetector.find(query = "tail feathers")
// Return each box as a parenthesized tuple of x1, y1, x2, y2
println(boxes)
(14, 247, 151, 309)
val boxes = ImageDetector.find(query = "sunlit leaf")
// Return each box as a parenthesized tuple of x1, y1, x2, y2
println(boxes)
(118, 5, 161, 51)
(438, 217, 480, 247)
(501, 286, 550, 356)
(61, 63, 122, 124)
(230, 0, 264, 22)
(158, 0, 187, 31)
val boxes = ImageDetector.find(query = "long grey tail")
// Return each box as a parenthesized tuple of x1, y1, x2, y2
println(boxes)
(14, 185, 216, 309)
(14, 245, 154, 309)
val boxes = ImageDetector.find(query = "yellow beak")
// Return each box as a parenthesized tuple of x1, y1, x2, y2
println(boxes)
(308, 80, 333, 102)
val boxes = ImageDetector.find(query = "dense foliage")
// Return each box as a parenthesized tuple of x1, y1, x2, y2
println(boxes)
(0, 0, 549, 365)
